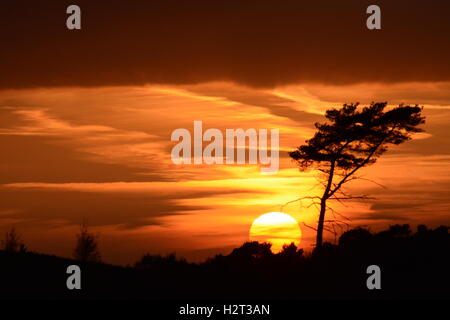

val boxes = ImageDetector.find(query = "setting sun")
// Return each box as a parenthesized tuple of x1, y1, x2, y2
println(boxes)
(249, 212, 302, 253)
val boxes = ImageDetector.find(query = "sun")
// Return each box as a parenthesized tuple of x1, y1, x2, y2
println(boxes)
(249, 212, 302, 253)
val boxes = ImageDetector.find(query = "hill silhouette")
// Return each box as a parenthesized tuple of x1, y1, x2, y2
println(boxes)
(1, 224, 449, 299)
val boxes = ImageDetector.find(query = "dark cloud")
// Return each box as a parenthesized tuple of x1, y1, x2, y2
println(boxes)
(0, 184, 263, 228)
(394, 109, 450, 156)
(0, 135, 169, 183)
(355, 212, 412, 222)
(185, 85, 322, 124)
(350, 179, 450, 225)
(1, 0, 450, 89)
(304, 83, 450, 106)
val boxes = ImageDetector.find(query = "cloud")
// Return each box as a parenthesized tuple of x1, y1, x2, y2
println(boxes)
(0, 105, 171, 183)
(0, 135, 167, 183)
(345, 164, 450, 226)
(0, 86, 319, 180)
(354, 212, 412, 222)
(0, 181, 265, 229)
(182, 83, 323, 124)
(301, 82, 450, 106)
(1, 0, 450, 89)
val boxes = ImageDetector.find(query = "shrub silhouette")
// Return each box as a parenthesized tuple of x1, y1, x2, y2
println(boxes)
(339, 227, 372, 248)
(277, 242, 304, 258)
(2, 227, 27, 253)
(228, 241, 273, 260)
(73, 222, 101, 263)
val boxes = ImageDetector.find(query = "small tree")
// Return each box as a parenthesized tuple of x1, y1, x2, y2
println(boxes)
(230, 241, 273, 259)
(2, 227, 27, 253)
(278, 242, 304, 258)
(289, 102, 425, 248)
(73, 222, 101, 263)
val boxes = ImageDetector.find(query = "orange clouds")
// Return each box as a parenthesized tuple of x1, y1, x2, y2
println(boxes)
(0, 83, 449, 264)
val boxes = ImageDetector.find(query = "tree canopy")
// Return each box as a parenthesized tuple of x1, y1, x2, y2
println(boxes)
(289, 102, 425, 247)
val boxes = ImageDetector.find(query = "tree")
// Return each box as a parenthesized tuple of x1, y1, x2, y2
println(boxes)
(230, 241, 273, 259)
(2, 227, 27, 253)
(73, 222, 101, 262)
(338, 227, 372, 248)
(278, 242, 304, 258)
(289, 102, 425, 248)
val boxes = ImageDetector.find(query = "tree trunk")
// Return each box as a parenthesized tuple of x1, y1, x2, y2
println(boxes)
(316, 160, 335, 249)
(316, 198, 326, 248)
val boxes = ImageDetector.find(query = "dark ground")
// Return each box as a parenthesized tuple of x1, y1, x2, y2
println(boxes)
(1, 224, 449, 300)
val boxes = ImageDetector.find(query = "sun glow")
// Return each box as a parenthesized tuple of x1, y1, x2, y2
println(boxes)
(249, 212, 302, 253)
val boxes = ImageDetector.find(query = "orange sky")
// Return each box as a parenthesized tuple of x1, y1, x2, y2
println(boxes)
(1, 1, 450, 265)
(1, 82, 450, 265)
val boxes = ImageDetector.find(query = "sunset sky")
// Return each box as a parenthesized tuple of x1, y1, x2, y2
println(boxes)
(1, 1, 450, 265)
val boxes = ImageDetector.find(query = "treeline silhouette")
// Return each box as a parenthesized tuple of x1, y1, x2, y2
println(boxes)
(1, 224, 450, 299)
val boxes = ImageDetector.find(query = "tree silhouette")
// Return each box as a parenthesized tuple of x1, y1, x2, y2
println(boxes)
(73, 222, 101, 263)
(230, 241, 273, 259)
(338, 227, 372, 248)
(289, 102, 425, 248)
(277, 242, 304, 258)
(2, 227, 27, 253)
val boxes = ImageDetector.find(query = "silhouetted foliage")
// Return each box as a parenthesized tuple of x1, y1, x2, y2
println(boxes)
(1, 224, 450, 299)
(376, 224, 411, 239)
(339, 227, 372, 248)
(277, 242, 303, 258)
(229, 241, 273, 259)
(2, 227, 27, 253)
(289, 102, 425, 248)
(73, 222, 101, 263)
